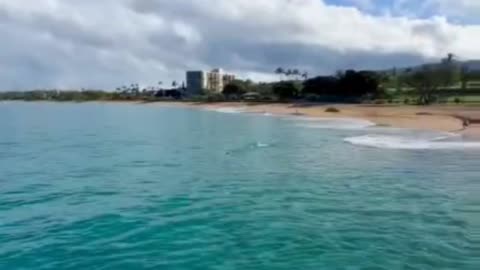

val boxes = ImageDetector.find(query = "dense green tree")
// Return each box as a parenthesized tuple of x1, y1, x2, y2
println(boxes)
(272, 81, 300, 100)
(337, 70, 380, 97)
(223, 80, 246, 98)
(402, 55, 462, 104)
(401, 66, 446, 104)
(302, 70, 381, 99)
(303, 76, 339, 96)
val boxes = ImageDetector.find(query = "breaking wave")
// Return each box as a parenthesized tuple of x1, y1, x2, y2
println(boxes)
(344, 134, 480, 150)
(210, 107, 246, 114)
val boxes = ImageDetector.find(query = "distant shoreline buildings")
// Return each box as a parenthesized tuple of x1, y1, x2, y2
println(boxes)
(186, 68, 235, 95)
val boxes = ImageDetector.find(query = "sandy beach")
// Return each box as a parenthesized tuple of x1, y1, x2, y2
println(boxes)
(154, 102, 480, 139)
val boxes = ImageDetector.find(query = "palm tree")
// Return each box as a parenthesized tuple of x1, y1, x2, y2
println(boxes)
(301, 71, 309, 80)
(447, 53, 455, 63)
(460, 65, 469, 91)
(275, 67, 285, 80)
(442, 53, 455, 64)
(172, 81, 178, 88)
(285, 69, 293, 80)
(130, 83, 139, 95)
(292, 69, 300, 80)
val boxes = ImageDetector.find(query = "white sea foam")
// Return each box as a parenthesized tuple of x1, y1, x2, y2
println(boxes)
(344, 134, 480, 150)
(211, 107, 246, 114)
(256, 142, 270, 148)
(296, 118, 376, 130)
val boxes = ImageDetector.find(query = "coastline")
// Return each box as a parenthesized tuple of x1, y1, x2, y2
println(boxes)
(150, 101, 480, 139)
(3, 100, 480, 139)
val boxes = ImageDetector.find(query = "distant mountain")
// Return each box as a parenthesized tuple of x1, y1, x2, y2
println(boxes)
(464, 60, 480, 71)
(380, 60, 480, 74)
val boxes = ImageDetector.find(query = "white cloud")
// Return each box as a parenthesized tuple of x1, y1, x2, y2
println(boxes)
(0, 0, 479, 89)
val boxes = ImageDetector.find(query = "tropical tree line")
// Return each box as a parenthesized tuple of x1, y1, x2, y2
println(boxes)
(222, 69, 382, 101)
(275, 67, 309, 81)
(2, 54, 478, 104)
(115, 81, 184, 95)
(0, 80, 186, 101)
(222, 54, 480, 104)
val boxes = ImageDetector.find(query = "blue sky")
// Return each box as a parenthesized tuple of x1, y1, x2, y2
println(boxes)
(328, 0, 479, 22)
(0, 0, 479, 90)
(327, 0, 394, 12)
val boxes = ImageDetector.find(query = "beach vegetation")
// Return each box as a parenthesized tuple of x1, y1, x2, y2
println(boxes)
(325, 107, 340, 113)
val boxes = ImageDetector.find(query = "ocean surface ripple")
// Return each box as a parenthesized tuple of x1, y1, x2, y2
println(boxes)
(0, 102, 478, 270)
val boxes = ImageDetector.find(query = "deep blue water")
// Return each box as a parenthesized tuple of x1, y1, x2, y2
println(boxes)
(0, 102, 478, 269)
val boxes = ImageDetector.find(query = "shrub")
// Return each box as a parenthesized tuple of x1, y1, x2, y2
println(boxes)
(304, 94, 321, 102)
(325, 107, 340, 113)
(206, 93, 226, 102)
(454, 97, 462, 104)
(404, 98, 410, 104)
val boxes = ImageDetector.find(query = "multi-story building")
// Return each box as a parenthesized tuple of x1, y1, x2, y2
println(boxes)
(186, 71, 207, 95)
(186, 68, 235, 95)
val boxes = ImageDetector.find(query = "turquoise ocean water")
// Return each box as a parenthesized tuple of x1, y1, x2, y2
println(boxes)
(0, 102, 478, 269)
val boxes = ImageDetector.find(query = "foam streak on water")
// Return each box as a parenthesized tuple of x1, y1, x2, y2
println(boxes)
(209, 107, 246, 114)
(295, 117, 376, 130)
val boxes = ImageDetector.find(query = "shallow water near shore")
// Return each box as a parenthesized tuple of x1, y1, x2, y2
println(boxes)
(0, 102, 478, 269)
